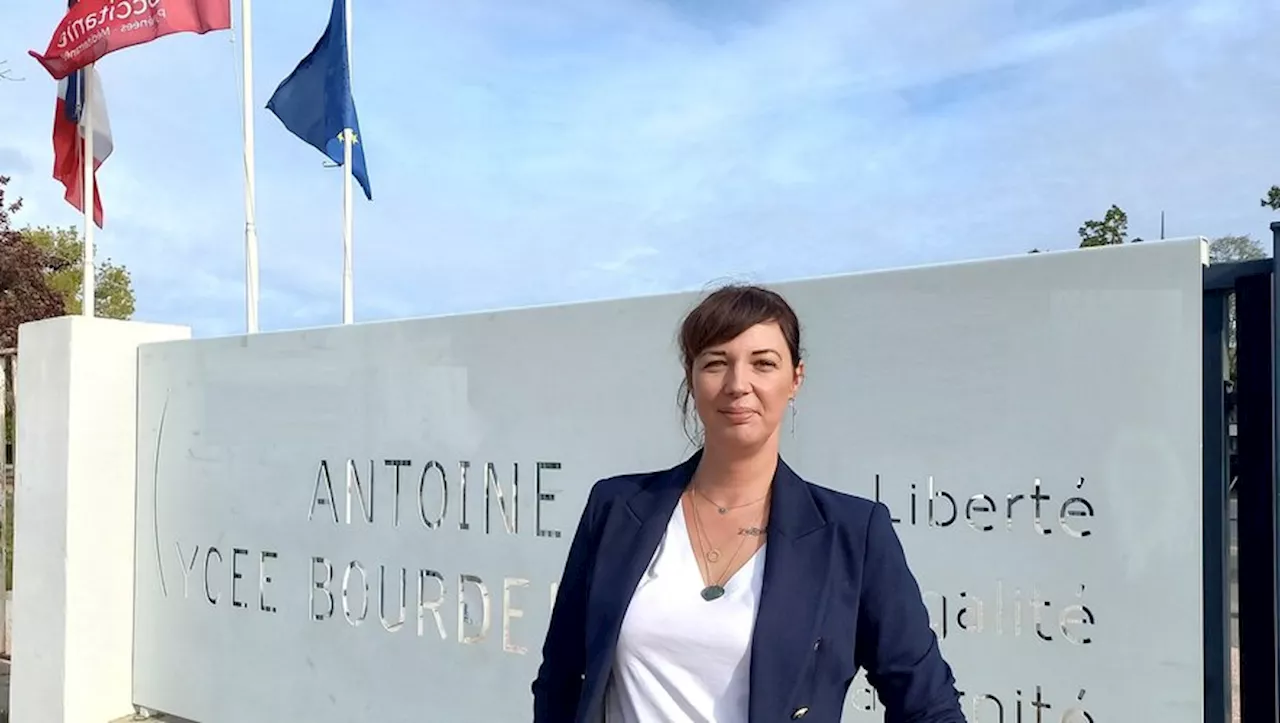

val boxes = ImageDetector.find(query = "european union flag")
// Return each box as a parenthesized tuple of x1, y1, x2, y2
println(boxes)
(266, 0, 372, 200)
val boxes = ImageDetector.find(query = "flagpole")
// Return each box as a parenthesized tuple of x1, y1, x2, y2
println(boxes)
(242, 0, 261, 333)
(81, 63, 95, 318)
(340, 0, 355, 541)
(342, 132, 353, 325)
(340, 0, 354, 325)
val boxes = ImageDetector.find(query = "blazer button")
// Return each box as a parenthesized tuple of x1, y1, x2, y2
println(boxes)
(813, 638, 822, 651)
(791, 707, 809, 719)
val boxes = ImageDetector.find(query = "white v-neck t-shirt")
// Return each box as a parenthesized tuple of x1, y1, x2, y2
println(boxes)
(604, 504, 767, 723)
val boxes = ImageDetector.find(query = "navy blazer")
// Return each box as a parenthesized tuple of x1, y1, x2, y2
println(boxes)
(532, 451, 965, 723)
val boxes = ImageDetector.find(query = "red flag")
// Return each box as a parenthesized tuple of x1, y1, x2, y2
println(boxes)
(29, 0, 231, 81)
(53, 67, 112, 228)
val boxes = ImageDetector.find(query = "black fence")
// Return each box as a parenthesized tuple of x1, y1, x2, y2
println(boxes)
(1203, 222, 1279, 722)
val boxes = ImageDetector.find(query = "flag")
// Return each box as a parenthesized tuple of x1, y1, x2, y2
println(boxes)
(266, 0, 372, 200)
(53, 65, 112, 228)
(29, 0, 232, 81)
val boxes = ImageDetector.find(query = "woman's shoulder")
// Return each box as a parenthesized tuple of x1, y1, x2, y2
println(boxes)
(586, 453, 700, 505)
(583, 463, 679, 508)
(796, 479, 908, 572)
(799, 477, 892, 534)
(587, 469, 659, 501)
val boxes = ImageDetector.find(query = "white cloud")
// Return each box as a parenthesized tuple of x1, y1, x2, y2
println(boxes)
(595, 245, 660, 273)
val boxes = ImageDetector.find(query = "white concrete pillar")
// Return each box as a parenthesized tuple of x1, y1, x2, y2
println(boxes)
(10, 317, 190, 723)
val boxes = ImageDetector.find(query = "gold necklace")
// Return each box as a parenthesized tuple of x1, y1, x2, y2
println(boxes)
(693, 485, 770, 515)
(687, 492, 751, 602)
(689, 494, 726, 563)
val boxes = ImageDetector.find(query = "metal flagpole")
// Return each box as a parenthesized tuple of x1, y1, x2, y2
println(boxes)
(342, 132, 353, 325)
(242, 0, 261, 333)
(340, 0, 354, 325)
(81, 64, 95, 317)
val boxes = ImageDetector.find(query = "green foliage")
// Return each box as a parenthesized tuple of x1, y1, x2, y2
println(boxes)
(0, 183, 137, 518)
(21, 225, 135, 320)
(1077, 205, 1129, 247)
(1261, 186, 1280, 211)
(1209, 234, 1266, 263)
(0, 177, 62, 589)
(1025, 204, 1139, 253)
(0, 177, 65, 349)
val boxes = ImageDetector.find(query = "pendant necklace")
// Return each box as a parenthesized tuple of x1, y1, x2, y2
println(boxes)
(692, 507, 723, 563)
(688, 492, 751, 601)
(694, 485, 769, 516)
(690, 495, 730, 565)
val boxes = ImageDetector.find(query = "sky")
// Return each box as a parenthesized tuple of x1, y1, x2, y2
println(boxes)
(1, 0, 1278, 337)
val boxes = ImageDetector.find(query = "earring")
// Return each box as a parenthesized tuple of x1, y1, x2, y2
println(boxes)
(789, 398, 797, 437)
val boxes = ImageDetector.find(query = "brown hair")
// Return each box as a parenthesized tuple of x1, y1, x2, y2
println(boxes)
(677, 283, 803, 441)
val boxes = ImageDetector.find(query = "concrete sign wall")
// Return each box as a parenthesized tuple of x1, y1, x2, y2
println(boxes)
(133, 239, 1205, 722)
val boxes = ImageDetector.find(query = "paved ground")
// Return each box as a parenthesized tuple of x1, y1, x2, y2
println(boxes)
(1232, 646, 1240, 723)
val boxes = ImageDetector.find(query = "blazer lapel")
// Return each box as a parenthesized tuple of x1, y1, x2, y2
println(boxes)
(579, 452, 697, 716)
(749, 457, 830, 723)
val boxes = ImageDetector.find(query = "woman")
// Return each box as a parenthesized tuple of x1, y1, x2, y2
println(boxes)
(532, 284, 965, 723)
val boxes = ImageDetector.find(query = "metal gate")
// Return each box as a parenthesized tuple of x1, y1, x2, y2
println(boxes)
(1203, 222, 1279, 722)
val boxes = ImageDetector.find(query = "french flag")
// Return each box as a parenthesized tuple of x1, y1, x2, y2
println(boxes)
(53, 64, 112, 228)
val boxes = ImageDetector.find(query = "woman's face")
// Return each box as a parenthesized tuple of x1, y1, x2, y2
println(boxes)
(690, 322, 803, 451)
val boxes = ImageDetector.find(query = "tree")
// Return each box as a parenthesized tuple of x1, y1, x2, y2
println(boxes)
(1209, 234, 1266, 263)
(1208, 235, 1267, 384)
(0, 177, 65, 350)
(1026, 204, 1141, 253)
(1261, 186, 1280, 211)
(1077, 205, 1130, 247)
(22, 226, 135, 320)
(0, 177, 66, 483)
